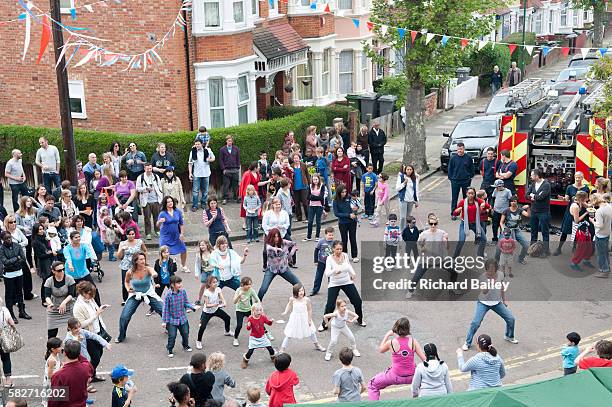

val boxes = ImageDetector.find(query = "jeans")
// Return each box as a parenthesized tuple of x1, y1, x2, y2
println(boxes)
(234, 310, 251, 339)
(339, 222, 358, 258)
(246, 216, 259, 241)
(495, 229, 528, 262)
(219, 276, 240, 291)
(118, 295, 164, 341)
(465, 301, 515, 346)
(364, 192, 375, 216)
(142, 202, 160, 236)
(492, 82, 501, 95)
(222, 170, 240, 201)
(43, 173, 61, 194)
(105, 243, 116, 260)
(167, 322, 190, 352)
(9, 182, 29, 212)
(453, 222, 487, 258)
(192, 177, 209, 209)
(491, 211, 503, 241)
(595, 236, 610, 273)
(307, 206, 323, 239)
(450, 180, 470, 215)
(530, 211, 550, 250)
(311, 262, 326, 295)
(257, 269, 301, 300)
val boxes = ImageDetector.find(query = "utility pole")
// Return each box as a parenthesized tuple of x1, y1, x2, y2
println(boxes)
(520, 0, 528, 76)
(49, 0, 77, 184)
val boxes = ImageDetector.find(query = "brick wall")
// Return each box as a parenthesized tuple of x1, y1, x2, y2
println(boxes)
(0, 0, 192, 134)
(288, 15, 334, 38)
(194, 32, 254, 62)
(424, 91, 438, 118)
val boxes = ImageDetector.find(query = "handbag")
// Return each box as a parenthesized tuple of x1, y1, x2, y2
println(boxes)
(0, 311, 25, 353)
(98, 325, 112, 342)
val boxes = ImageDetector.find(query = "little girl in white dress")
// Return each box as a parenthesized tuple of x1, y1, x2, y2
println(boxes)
(279, 283, 326, 353)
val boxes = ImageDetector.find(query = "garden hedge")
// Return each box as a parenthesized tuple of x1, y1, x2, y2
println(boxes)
(0, 106, 354, 176)
(266, 104, 353, 122)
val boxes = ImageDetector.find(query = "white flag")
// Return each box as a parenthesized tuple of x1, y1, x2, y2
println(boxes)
(84, 5, 93, 12)
(74, 49, 96, 67)
(425, 33, 435, 45)
(581, 48, 590, 59)
(478, 40, 488, 51)
(524, 45, 534, 56)
(380, 25, 388, 36)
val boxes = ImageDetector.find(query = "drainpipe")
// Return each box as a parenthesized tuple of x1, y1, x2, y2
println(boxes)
(183, 9, 195, 131)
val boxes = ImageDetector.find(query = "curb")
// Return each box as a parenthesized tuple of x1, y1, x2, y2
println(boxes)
(145, 166, 442, 248)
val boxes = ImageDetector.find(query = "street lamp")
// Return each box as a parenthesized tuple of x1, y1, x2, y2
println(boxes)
(520, 0, 527, 76)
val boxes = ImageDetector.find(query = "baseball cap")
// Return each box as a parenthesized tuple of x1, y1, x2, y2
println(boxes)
(166, 166, 175, 172)
(111, 364, 134, 380)
(47, 226, 58, 235)
(493, 179, 504, 187)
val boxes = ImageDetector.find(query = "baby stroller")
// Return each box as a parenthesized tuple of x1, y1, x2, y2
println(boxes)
(88, 259, 105, 283)
(90, 230, 105, 282)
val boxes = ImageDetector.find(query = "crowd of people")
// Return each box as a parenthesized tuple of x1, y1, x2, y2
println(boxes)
(0, 117, 611, 407)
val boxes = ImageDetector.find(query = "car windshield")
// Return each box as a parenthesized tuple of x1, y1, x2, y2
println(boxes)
(556, 68, 589, 82)
(486, 94, 510, 114)
(568, 59, 597, 67)
(452, 120, 498, 138)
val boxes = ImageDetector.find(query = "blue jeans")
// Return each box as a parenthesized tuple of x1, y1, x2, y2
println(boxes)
(465, 301, 515, 346)
(192, 177, 209, 209)
(311, 262, 326, 295)
(530, 212, 550, 247)
(450, 180, 470, 215)
(43, 173, 61, 193)
(307, 206, 323, 239)
(219, 276, 240, 291)
(118, 295, 163, 341)
(105, 243, 116, 260)
(167, 322, 190, 352)
(246, 216, 258, 241)
(495, 229, 528, 262)
(257, 269, 301, 300)
(595, 236, 610, 273)
(9, 182, 29, 212)
(453, 222, 487, 258)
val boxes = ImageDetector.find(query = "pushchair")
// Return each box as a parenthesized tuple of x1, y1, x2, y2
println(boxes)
(88, 259, 105, 283)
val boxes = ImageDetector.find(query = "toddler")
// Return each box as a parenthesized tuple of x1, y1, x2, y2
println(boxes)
(349, 190, 363, 225)
(370, 173, 389, 227)
(561, 332, 581, 375)
(243, 185, 262, 243)
(246, 386, 265, 407)
(383, 214, 401, 261)
(498, 228, 516, 278)
(208, 352, 236, 403)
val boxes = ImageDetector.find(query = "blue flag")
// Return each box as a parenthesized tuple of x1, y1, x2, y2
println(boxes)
(441, 35, 449, 46)
(352, 19, 360, 28)
(600, 48, 608, 57)
(397, 28, 405, 40)
(70, 8, 76, 20)
(542, 46, 551, 57)
(310, 2, 316, 9)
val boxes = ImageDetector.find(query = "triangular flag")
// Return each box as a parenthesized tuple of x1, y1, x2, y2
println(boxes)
(460, 38, 469, 50)
(441, 35, 449, 46)
(84, 4, 93, 12)
(352, 18, 359, 28)
(324, 3, 330, 12)
(18, 13, 26, 19)
(36, 15, 51, 64)
(478, 40, 488, 51)
(542, 46, 552, 57)
(269, 0, 273, 8)
(70, 8, 76, 20)
(561, 47, 570, 57)
(397, 28, 406, 41)
(425, 33, 435, 45)
(310, 2, 316, 10)
(599, 47, 607, 57)
(380, 25, 388, 36)
(524, 45, 534, 56)
(366, 21, 373, 31)
(580, 48, 590, 59)
(410, 30, 417, 44)
(508, 44, 516, 55)
(74, 49, 96, 67)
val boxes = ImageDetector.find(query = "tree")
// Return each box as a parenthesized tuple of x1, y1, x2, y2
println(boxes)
(368, 0, 499, 172)
(590, 56, 612, 118)
(572, 0, 607, 48)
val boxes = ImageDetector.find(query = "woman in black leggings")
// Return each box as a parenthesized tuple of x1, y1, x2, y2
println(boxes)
(332, 185, 359, 262)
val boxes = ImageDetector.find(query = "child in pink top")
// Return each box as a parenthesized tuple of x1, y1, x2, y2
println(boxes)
(370, 173, 390, 227)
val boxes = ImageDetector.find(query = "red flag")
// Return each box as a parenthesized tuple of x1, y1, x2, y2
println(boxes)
(561, 47, 570, 57)
(460, 38, 469, 50)
(324, 4, 330, 12)
(410, 30, 418, 44)
(508, 44, 517, 55)
(36, 15, 51, 64)
(366, 21, 373, 31)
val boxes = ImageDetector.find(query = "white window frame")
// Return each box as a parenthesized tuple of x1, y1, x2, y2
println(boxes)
(68, 80, 87, 120)
(339, 50, 354, 94)
(338, 0, 353, 10)
(251, 0, 259, 16)
(208, 78, 225, 129)
(233, 1, 245, 25)
(237, 74, 250, 125)
(572, 9, 579, 27)
(300, 0, 310, 5)
(60, 0, 74, 14)
(548, 10, 553, 34)
(203, 0, 222, 29)
(296, 53, 313, 101)
(534, 11, 543, 34)
(560, 5, 568, 27)
(269, 0, 278, 17)
(322, 48, 331, 96)
(362, 52, 368, 90)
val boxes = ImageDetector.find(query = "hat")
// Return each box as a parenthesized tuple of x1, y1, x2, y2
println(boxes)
(47, 226, 58, 235)
(111, 364, 134, 380)
(493, 179, 504, 188)
(166, 166, 175, 172)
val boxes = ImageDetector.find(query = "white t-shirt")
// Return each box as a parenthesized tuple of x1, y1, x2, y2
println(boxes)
(189, 148, 214, 178)
(203, 287, 222, 313)
(417, 228, 448, 256)
(36, 145, 61, 173)
(478, 271, 505, 306)
(325, 254, 355, 288)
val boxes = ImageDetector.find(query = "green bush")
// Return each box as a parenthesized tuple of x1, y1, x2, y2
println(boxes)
(0, 107, 345, 176)
(462, 45, 511, 91)
(266, 105, 353, 123)
(504, 32, 537, 68)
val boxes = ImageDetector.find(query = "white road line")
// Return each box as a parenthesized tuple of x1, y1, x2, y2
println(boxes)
(157, 366, 189, 371)
(12, 375, 40, 379)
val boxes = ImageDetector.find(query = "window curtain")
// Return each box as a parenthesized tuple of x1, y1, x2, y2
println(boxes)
(209, 79, 224, 128)
(204, 2, 220, 27)
(339, 50, 353, 94)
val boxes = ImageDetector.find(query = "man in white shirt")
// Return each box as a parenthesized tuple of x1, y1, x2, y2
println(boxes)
(188, 139, 215, 212)
(136, 163, 163, 240)
(4, 149, 29, 212)
(35, 137, 61, 192)
(593, 195, 612, 278)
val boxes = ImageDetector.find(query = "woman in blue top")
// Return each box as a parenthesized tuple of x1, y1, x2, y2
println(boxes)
(63, 231, 100, 305)
(333, 185, 359, 262)
(456, 334, 505, 391)
(116, 252, 163, 343)
(157, 196, 189, 273)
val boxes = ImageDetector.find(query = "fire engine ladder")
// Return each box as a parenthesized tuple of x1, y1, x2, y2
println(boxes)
(550, 92, 582, 130)
(506, 78, 548, 112)
(580, 83, 605, 112)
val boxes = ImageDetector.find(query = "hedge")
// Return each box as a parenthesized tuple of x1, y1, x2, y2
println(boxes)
(0, 106, 353, 176)
(266, 104, 353, 123)
(462, 45, 511, 92)
(503, 32, 537, 68)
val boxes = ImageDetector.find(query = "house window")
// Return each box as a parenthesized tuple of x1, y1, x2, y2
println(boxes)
(376, 49, 385, 79)
(361, 52, 369, 90)
(549, 10, 554, 33)
(208, 78, 225, 128)
(572, 9, 579, 27)
(338, 0, 353, 10)
(339, 50, 354, 94)
(301, 0, 309, 5)
(560, 5, 568, 26)
(68, 80, 86, 119)
(269, 0, 276, 10)
(322, 49, 331, 96)
(534, 12, 542, 34)
(237, 75, 249, 125)
(233, 1, 244, 24)
(296, 53, 313, 100)
(394, 46, 406, 73)
(251, 0, 258, 16)
(204, 1, 221, 28)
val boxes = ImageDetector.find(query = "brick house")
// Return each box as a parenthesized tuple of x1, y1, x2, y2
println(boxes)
(0, 0, 374, 134)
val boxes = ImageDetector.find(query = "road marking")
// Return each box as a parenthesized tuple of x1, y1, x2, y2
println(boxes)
(157, 366, 190, 372)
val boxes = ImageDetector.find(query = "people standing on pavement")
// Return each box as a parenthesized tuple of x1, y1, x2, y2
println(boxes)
(560, 332, 581, 375)
(195, 275, 232, 350)
(347, 141, 365, 193)
(240, 162, 267, 230)
(333, 185, 359, 262)
(232, 276, 260, 347)
(258, 151, 271, 201)
(203, 196, 232, 248)
(33, 185, 48, 210)
(116, 228, 147, 304)
(491, 65, 503, 94)
(108, 142, 125, 178)
(361, 165, 377, 220)
(5, 149, 29, 212)
(495, 150, 518, 195)
(335, 122, 351, 153)
(74, 184, 95, 229)
(242, 303, 276, 369)
(115, 170, 138, 223)
(368, 121, 387, 174)
(161, 167, 186, 211)
(243, 185, 262, 244)
(124, 142, 146, 182)
(151, 246, 177, 314)
(462, 259, 517, 351)
(208, 352, 236, 402)
(412, 343, 453, 398)
(44, 261, 75, 338)
(305, 126, 318, 165)
(396, 165, 420, 231)
(291, 154, 311, 223)
(457, 334, 506, 391)
(452, 187, 488, 261)
(194, 240, 214, 304)
(189, 139, 215, 212)
(0, 231, 31, 323)
(311, 227, 335, 297)
(180, 353, 215, 407)
(137, 163, 163, 241)
(63, 231, 100, 305)
(36, 137, 61, 193)
(152, 142, 176, 176)
(219, 136, 241, 205)
(498, 196, 529, 265)
(59, 189, 78, 219)
(15, 196, 38, 275)
(37, 195, 61, 226)
(116, 252, 163, 343)
(162, 275, 196, 357)
(448, 143, 474, 219)
(332, 147, 351, 191)
(480, 148, 497, 204)
(33, 222, 55, 301)
(4, 215, 36, 302)
(592, 194, 612, 279)
(594, 177, 611, 195)
(101, 152, 117, 181)
(83, 153, 102, 186)
(305, 173, 327, 242)
(370, 173, 390, 228)
(506, 61, 521, 87)
(258, 228, 300, 300)
(367, 317, 425, 400)
(279, 283, 326, 354)
(491, 180, 512, 244)
(554, 172, 590, 256)
(323, 299, 359, 362)
(356, 125, 370, 166)
(283, 131, 296, 156)
(209, 235, 248, 291)
(526, 169, 551, 257)
(157, 196, 189, 273)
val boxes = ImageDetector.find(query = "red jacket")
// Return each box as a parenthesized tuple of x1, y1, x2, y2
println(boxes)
(266, 369, 299, 407)
(578, 357, 612, 369)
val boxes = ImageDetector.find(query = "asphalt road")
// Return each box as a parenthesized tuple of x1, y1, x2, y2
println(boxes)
(8, 173, 611, 406)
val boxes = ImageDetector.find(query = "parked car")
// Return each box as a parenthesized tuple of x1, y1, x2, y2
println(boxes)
(553, 67, 590, 83)
(568, 53, 599, 68)
(484, 91, 510, 115)
(440, 115, 501, 172)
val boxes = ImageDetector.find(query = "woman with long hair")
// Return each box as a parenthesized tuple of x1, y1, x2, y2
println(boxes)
(305, 173, 328, 242)
(4, 215, 36, 301)
(33, 222, 55, 303)
(59, 189, 78, 220)
(257, 228, 299, 300)
(202, 196, 232, 249)
(33, 184, 48, 210)
(116, 227, 147, 304)
(209, 236, 248, 292)
(157, 196, 189, 273)
(555, 172, 591, 256)
(0, 231, 31, 322)
(96, 165, 118, 210)
(333, 185, 358, 262)
(396, 165, 420, 231)
(74, 183, 96, 229)
(15, 196, 38, 276)
(108, 141, 125, 178)
(114, 170, 138, 223)
(161, 167, 186, 211)
(44, 260, 75, 338)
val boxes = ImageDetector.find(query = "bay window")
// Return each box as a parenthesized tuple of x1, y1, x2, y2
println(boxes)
(322, 49, 331, 96)
(297, 53, 313, 100)
(233, 1, 244, 24)
(209, 78, 225, 128)
(237, 75, 249, 125)
(339, 50, 354, 94)
(204, 1, 221, 27)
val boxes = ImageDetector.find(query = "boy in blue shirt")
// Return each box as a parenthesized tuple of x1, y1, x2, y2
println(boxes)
(561, 331, 581, 375)
(383, 214, 401, 261)
(315, 147, 329, 187)
(361, 165, 378, 219)
(111, 364, 136, 407)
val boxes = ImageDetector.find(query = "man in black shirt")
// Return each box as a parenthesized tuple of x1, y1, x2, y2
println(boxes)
(526, 168, 551, 256)
(180, 353, 215, 407)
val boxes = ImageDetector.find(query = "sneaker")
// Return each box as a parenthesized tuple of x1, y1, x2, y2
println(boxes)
(255, 239, 260, 242)
(353, 349, 361, 357)
(359, 321, 367, 327)
(233, 338, 239, 347)
(405, 290, 414, 299)
(451, 216, 458, 221)
(461, 343, 470, 351)
(184, 347, 193, 352)
(222, 199, 227, 205)
(302, 238, 311, 242)
(504, 336, 519, 344)
(266, 332, 275, 341)
(194, 300, 202, 306)
(114, 338, 122, 344)
(582, 261, 594, 268)
(154, 231, 160, 237)
(518, 258, 526, 265)
(314, 343, 326, 352)
(182, 266, 191, 273)
(570, 263, 582, 271)
(146, 234, 152, 241)
(595, 272, 610, 278)
(191, 207, 198, 212)
(318, 324, 326, 332)
(361, 213, 368, 219)
(121, 301, 125, 306)
(309, 291, 318, 296)
(168, 351, 174, 358)
(324, 353, 332, 361)
(109, 257, 117, 262)
(352, 258, 360, 263)
(224, 331, 233, 336)
(196, 341, 203, 350)
(146, 309, 154, 317)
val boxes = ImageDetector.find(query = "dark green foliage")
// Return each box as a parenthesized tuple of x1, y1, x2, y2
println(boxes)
(462, 45, 511, 91)
(266, 105, 353, 123)
(504, 32, 537, 68)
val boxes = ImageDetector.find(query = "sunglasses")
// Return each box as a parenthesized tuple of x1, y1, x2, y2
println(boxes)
(53, 267, 65, 272)
(429, 222, 438, 226)
(7, 221, 16, 224)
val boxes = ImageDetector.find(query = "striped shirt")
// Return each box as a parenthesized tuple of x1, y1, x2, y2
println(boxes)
(457, 352, 505, 390)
